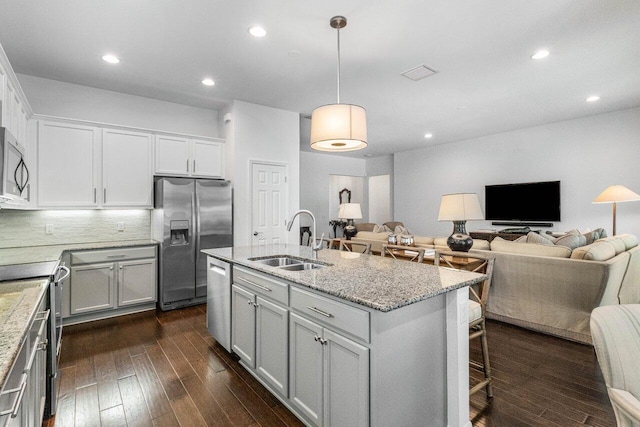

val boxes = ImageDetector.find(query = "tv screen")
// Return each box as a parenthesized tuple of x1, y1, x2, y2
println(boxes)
(485, 181, 561, 222)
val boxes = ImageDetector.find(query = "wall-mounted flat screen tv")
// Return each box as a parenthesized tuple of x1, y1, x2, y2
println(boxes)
(485, 180, 561, 222)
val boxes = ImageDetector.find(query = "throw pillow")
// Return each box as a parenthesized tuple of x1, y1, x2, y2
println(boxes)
(514, 235, 527, 243)
(554, 234, 586, 250)
(570, 241, 616, 261)
(372, 224, 381, 233)
(394, 225, 413, 235)
(382, 224, 394, 233)
(566, 229, 581, 236)
(526, 232, 554, 246)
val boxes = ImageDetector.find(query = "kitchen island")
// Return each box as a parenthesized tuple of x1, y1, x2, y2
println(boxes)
(202, 244, 485, 427)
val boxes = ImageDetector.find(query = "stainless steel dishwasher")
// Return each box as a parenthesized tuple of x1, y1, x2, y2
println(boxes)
(206, 256, 231, 352)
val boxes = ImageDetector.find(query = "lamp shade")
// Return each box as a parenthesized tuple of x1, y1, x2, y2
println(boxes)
(593, 185, 640, 203)
(438, 193, 484, 221)
(310, 104, 367, 152)
(338, 203, 363, 220)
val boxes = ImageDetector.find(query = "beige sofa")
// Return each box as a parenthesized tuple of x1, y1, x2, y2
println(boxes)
(351, 224, 640, 344)
(480, 235, 639, 344)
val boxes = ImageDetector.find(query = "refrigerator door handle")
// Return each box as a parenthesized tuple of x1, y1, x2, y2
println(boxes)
(195, 187, 201, 263)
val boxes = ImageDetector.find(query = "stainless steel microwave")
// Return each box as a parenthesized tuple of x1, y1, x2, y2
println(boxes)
(0, 127, 29, 202)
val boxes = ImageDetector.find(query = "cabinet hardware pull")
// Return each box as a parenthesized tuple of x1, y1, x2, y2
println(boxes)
(94, 188, 97, 203)
(314, 335, 320, 342)
(239, 278, 272, 292)
(307, 306, 333, 318)
(319, 338, 328, 345)
(247, 300, 253, 305)
(186, 159, 189, 172)
(253, 302, 259, 308)
(193, 160, 196, 173)
(0, 373, 28, 418)
(104, 188, 107, 203)
(107, 255, 126, 258)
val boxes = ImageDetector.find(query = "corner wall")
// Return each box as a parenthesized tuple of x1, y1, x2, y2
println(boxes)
(394, 107, 640, 237)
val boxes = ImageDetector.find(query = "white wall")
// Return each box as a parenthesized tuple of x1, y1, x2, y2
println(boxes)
(17, 74, 219, 137)
(230, 101, 300, 246)
(366, 154, 394, 222)
(300, 151, 366, 238)
(395, 107, 640, 238)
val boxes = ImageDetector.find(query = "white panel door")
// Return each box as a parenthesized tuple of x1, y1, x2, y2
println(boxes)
(191, 139, 224, 178)
(255, 296, 289, 397)
(155, 135, 190, 176)
(251, 162, 287, 245)
(38, 121, 99, 207)
(324, 329, 369, 427)
(289, 313, 324, 426)
(102, 128, 153, 207)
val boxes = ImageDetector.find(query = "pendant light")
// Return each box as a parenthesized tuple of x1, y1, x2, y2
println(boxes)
(310, 16, 367, 152)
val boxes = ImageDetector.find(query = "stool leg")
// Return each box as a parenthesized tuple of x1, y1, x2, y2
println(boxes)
(480, 319, 493, 398)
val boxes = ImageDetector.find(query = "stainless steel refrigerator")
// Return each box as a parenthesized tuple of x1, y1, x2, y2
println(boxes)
(154, 177, 232, 310)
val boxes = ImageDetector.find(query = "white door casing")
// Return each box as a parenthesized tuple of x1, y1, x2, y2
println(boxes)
(251, 162, 287, 245)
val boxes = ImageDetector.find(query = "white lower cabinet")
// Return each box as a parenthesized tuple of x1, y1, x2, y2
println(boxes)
(289, 313, 369, 427)
(65, 246, 157, 321)
(232, 284, 289, 397)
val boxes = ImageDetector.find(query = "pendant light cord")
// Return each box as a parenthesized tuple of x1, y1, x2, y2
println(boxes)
(336, 26, 341, 104)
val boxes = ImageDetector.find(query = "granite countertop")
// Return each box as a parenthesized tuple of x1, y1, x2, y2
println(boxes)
(0, 279, 49, 388)
(202, 244, 485, 312)
(0, 239, 158, 266)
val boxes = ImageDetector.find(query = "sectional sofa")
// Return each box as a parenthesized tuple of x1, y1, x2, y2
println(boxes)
(350, 224, 640, 344)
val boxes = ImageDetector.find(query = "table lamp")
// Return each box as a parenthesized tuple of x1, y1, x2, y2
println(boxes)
(438, 193, 484, 252)
(339, 203, 362, 240)
(593, 185, 640, 236)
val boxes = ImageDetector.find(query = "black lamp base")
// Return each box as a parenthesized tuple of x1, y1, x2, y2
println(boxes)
(344, 226, 357, 240)
(447, 221, 473, 252)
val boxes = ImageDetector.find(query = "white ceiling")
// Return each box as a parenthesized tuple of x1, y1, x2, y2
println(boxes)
(1, 0, 639, 158)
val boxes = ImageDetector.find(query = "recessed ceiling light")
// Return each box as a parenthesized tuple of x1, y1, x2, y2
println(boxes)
(424, 133, 433, 139)
(531, 50, 550, 60)
(248, 26, 267, 37)
(586, 95, 600, 102)
(102, 54, 120, 64)
(202, 78, 215, 86)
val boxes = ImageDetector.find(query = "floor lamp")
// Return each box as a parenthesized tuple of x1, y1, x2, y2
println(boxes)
(593, 185, 640, 236)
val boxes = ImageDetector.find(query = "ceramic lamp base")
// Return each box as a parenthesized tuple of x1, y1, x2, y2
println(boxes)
(447, 221, 473, 252)
(344, 225, 357, 240)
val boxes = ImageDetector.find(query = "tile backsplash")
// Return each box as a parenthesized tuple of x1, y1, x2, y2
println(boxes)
(0, 209, 151, 248)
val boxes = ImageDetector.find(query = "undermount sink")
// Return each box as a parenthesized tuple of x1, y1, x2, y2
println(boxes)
(248, 255, 329, 270)
(251, 257, 303, 267)
(278, 262, 325, 271)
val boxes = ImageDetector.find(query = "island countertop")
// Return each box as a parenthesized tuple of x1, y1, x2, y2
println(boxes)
(202, 244, 485, 312)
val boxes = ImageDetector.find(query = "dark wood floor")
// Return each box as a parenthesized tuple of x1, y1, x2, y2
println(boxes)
(44, 305, 616, 427)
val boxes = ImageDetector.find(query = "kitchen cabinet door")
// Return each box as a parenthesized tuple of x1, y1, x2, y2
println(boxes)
(255, 296, 288, 397)
(289, 313, 324, 426)
(323, 329, 369, 427)
(231, 284, 256, 367)
(155, 135, 190, 176)
(70, 263, 116, 315)
(102, 128, 153, 207)
(191, 139, 224, 178)
(38, 121, 99, 207)
(118, 258, 157, 306)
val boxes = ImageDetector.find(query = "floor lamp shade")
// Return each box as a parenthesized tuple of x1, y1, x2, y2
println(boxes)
(310, 104, 367, 152)
(593, 185, 640, 235)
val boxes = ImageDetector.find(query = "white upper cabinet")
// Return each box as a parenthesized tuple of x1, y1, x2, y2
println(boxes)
(155, 135, 225, 179)
(102, 128, 153, 207)
(37, 121, 99, 207)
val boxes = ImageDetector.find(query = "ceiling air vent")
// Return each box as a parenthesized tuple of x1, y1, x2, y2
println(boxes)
(401, 65, 438, 81)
